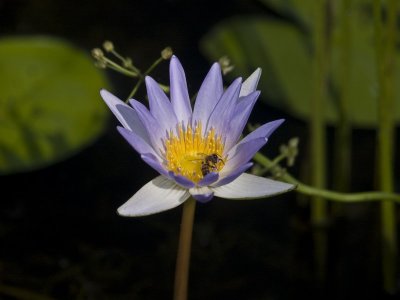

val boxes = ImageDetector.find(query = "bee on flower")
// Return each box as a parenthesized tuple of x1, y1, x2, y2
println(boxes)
(100, 56, 294, 216)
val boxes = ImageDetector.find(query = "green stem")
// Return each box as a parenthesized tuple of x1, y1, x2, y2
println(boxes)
(270, 153, 287, 167)
(253, 153, 400, 203)
(311, 0, 329, 281)
(102, 57, 139, 77)
(110, 50, 141, 73)
(174, 197, 196, 300)
(126, 76, 144, 101)
(333, 0, 352, 193)
(374, 0, 398, 293)
(254, 153, 287, 176)
(126, 57, 165, 101)
(145, 56, 165, 77)
(110, 49, 126, 62)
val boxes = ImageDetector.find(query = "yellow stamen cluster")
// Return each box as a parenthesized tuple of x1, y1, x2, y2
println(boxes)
(164, 122, 225, 183)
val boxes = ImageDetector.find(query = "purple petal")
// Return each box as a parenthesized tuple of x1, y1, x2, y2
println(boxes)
(214, 162, 253, 187)
(129, 100, 165, 152)
(145, 76, 178, 130)
(170, 56, 192, 123)
(206, 77, 242, 135)
(239, 119, 284, 145)
(117, 126, 157, 157)
(239, 68, 262, 97)
(115, 104, 149, 142)
(224, 119, 284, 174)
(198, 172, 219, 187)
(189, 186, 214, 203)
(192, 193, 214, 203)
(100, 89, 148, 142)
(141, 153, 169, 177)
(168, 171, 195, 189)
(224, 91, 260, 151)
(192, 63, 223, 127)
(224, 137, 266, 173)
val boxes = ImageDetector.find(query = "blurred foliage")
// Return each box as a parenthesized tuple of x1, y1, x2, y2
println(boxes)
(0, 36, 109, 174)
(200, 0, 400, 128)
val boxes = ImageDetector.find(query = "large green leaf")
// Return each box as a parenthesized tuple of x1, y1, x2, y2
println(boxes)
(0, 36, 109, 174)
(200, 6, 400, 128)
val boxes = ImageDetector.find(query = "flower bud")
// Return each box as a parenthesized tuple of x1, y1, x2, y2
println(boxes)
(123, 57, 133, 68)
(103, 40, 114, 52)
(92, 48, 104, 59)
(94, 61, 107, 69)
(161, 47, 173, 60)
(219, 56, 234, 75)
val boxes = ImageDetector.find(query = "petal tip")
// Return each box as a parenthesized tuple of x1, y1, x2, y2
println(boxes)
(211, 62, 221, 70)
(117, 205, 143, 217)
(116, 205, 131, 217)
(144, 76, 157, 91)
(170, 55, 181, 66)
(100, 88, 111, 98)
(274, 119, 285, 128)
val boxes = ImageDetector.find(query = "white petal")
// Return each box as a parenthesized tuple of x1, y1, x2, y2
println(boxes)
(239, 68, 262, 97)
(117, 176, 190, 216)
(212, 173, 294, 199)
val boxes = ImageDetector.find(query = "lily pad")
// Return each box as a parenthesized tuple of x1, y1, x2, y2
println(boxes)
(0, 36, 109, 174)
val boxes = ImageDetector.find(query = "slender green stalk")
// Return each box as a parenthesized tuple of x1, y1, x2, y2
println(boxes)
(174, 197, 196, 300)
(374, 0, 398, 293)
(109, 50, 142, 74)
(311, 0, 329, 281)
(102, 56, 139, 77)
(253, 153, 400, 203)
(126, 57, 165, 101)
(334, 0, 352, 193)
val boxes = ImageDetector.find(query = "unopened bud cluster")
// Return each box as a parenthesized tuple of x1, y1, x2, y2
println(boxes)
(251, 136, 299, 178)
(91, 40, 140, 77)
(91, 40, 173, 81)
(219, 56, 234, 75)
(280, 137, 299, 167)
(91, 40, 174, 101)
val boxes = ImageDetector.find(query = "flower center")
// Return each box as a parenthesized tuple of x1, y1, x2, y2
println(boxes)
(163, 122, 225, 183)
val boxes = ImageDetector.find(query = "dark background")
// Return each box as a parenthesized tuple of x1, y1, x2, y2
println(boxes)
(0, 0, 398, 299)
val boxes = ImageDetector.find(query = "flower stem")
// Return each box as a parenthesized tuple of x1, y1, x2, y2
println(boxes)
(374, 0, 398, 293)
(126, 56, 165, 101)
(174, 197, 196, 300)
(102, 56, 139, 77)
(253, 153, 400, 203)
(333, 0, 352, 193)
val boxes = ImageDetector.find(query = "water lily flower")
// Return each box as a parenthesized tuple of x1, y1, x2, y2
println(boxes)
(100, 56, 294, 216)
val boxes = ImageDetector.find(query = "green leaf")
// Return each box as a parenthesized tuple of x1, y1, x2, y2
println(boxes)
(0, 36, 109, 174)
